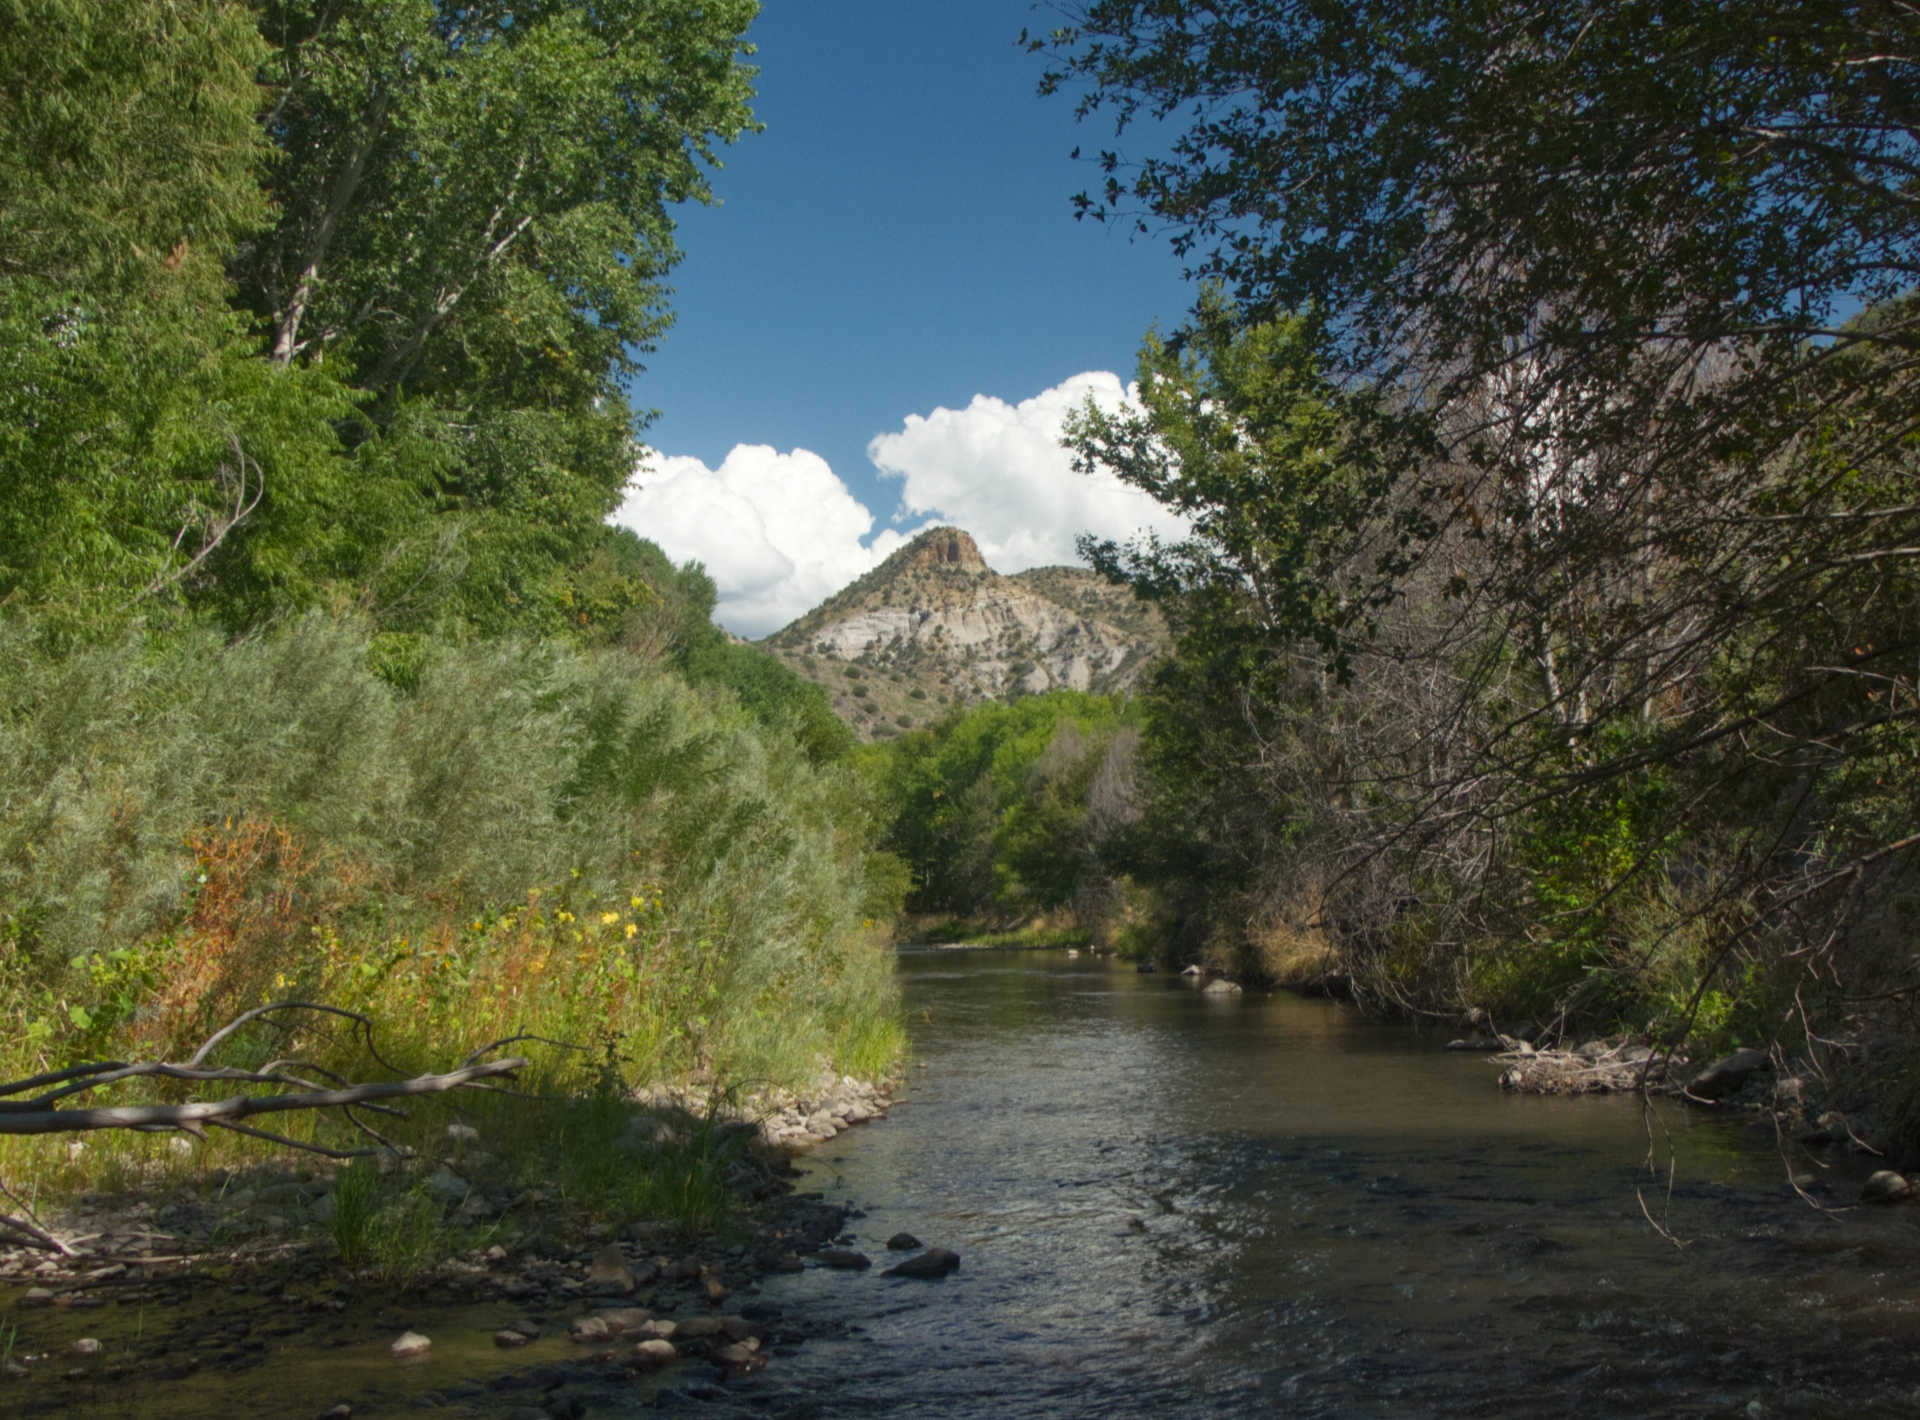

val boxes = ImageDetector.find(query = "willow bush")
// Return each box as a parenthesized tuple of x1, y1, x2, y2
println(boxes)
(0, 611, 902, 1096)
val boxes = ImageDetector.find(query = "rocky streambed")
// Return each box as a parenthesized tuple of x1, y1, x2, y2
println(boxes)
(0, 1069, 966, 1418)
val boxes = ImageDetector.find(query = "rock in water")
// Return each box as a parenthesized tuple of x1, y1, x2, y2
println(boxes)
(1862, 1170, 1914, 1205)
(493, 1329, 531, 1348)
(632, 1338, 677, 1369)
(1445, 1037, 1502, 1051)
(883, 1247, 961, 1278)
(814, 1249, 871, 1270)
(1180, 964, 1205, 977)
(1201, 978, 1244, 995)
(886, 1232, 921, 1250)
(1687, 1047, 1772, 1100)
(587, 1243, 635, 1295)
(390, 1331, 431, 1358)
(595, 1307, 652, 1337)
(714, 1338, 765, 1372)
(568, 1314, 612, 1343)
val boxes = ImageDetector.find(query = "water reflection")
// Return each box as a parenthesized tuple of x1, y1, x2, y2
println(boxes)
(752, 950, 1920, 1418)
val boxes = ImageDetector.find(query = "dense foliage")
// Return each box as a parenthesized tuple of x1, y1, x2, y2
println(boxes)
(863, 694, 1141, 935)
(0, 0, 900, 1138)
(1042, 1, 1920, 1132)
(2, 0, 755, 638)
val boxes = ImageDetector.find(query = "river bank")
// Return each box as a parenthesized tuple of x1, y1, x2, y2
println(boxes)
(0, 1072, 918, 1416)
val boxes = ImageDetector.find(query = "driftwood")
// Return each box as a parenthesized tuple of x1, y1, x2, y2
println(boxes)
(0, 1001, 532, 1256)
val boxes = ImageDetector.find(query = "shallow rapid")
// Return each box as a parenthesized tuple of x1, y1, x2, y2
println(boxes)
(745, 949, 1920, 1418)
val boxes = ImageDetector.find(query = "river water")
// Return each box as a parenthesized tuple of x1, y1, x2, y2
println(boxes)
(11, 948, 1920, 1419)
(745, 949, 1920, 1419)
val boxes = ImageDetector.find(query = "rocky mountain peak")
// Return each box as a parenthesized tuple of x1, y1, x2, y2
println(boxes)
(763, 527, 1168, 741)
(906, 527, 986, 572)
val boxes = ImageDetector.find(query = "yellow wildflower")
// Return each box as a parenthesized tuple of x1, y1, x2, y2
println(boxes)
(624, 923, 638, 939)
(600, 911, 619, 925)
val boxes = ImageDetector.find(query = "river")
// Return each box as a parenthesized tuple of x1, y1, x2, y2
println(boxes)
(745, 948, 1920, 1418)
(12, 948, 1920, 1419)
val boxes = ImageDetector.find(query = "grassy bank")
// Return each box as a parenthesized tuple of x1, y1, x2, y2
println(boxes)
(0, 612, 905, 1200)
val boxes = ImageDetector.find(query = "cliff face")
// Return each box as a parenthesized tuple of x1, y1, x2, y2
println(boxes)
(763, 527, 1167, 740)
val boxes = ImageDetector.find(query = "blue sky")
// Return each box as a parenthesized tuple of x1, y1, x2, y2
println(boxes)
(614, 1, 1198, 632)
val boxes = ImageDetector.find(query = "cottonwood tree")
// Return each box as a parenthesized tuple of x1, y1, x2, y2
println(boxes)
(1047, 2, 1920, 1047)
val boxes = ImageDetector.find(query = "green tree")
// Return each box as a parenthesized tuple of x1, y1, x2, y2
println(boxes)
(0, 0, 356, 630)
(240, 0, 760, 633)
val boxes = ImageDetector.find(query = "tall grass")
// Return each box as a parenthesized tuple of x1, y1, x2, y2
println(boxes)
(0, 612, 903, 1182)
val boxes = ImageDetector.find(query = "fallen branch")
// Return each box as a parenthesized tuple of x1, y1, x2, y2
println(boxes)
(0, 1001, 527, 1148)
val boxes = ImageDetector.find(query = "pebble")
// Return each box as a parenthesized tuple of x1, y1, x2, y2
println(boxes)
(69, 1337, 102, 1357)
(390, 1330, 432, 1358)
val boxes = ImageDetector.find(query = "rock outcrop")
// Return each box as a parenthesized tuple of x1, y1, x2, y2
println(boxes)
(763, 527, 1168, 740)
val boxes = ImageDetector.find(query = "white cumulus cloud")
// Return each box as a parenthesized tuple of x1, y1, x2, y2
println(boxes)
(613, 371, 1188, 638)
(867, 370, 1188, 572)
(612, 444, 915, 638)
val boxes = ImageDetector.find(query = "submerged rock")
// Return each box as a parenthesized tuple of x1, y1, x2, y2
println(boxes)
(1201, 978, 1244, 995)
(883, 1247, 960, 1279)
(814, 1249, 871, 1270)
(886, 1232, 921, 1250)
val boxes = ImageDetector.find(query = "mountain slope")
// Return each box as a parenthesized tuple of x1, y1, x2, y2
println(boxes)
(762, 527, 1167, 740)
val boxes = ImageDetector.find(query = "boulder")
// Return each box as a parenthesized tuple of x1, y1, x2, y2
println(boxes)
(1687, 1047, 1772, 1101)
(885, 1232, 921, 1251)
(1862, 1170, 1914, 1205)
(882, 1247, 960, 1279)
(814, 1249, 871, 1270)
(1201, 978, 1244, 995)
